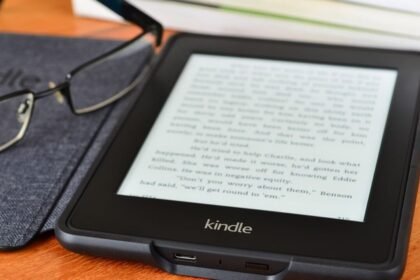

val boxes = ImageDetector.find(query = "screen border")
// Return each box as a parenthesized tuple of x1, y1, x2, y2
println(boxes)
(67, 34, 420, 264)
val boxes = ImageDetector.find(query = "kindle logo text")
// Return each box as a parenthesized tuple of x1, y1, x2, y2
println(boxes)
(204, 219, 253, 234)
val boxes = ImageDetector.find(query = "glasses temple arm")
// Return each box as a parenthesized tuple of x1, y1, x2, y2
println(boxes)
(97, 0, 163, 46)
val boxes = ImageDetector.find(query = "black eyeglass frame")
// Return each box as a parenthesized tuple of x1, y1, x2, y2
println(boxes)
(0, 0, 163, 152)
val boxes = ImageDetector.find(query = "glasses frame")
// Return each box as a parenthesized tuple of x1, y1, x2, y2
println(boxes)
(0, 90, 35, 152)
(0, 0, 163, 153)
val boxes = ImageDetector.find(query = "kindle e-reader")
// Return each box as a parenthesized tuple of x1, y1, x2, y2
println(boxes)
(56, 34, 420, 280)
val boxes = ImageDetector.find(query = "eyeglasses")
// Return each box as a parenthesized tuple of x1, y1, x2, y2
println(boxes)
(0, 0, 162, 153)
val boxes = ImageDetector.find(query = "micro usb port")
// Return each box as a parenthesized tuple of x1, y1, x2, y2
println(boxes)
(173, 253, 197, 263)
(245, 262, 270, 271)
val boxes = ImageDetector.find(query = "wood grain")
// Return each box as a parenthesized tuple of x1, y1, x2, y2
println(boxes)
(0, 0, 419, 279)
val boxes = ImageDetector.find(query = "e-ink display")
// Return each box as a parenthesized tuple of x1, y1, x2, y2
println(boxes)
(118, 54, 397, 222)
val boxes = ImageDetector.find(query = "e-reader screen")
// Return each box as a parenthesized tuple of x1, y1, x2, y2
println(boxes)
(117, 54, 397, 222)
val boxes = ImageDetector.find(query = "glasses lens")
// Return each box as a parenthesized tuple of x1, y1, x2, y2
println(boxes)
(69, 34, 154, 114)
(0, 93, 34, 152)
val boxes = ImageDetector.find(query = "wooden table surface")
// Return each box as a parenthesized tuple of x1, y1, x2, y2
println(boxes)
(0, 1, 419, 279)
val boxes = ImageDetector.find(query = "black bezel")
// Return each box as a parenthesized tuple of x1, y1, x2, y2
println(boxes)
(66, 34, 420, 264)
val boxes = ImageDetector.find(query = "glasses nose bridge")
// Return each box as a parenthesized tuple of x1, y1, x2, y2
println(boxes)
(35, 81, 70, 99)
